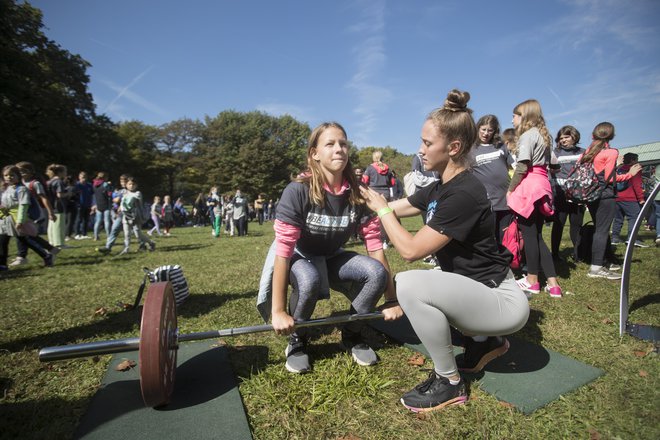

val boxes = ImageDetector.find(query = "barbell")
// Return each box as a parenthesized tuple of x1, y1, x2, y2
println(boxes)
(38, 282, 385, 408)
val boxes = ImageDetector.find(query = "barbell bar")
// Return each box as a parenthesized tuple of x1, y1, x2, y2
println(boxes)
(38, 282, 385, 407)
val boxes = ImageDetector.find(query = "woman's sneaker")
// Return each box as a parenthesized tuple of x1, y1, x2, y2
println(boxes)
(587, 267, 621, 280)
(516, 277, 540, 297)
(458, 337, 509, 373)
(341, 328, 378, 366)
(400, 371, 467, 413)
(284, 335, 310, 373)
(544, 285, 562, 298)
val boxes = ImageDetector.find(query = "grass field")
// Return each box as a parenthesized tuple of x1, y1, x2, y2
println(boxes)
(0, 217, 658, 440)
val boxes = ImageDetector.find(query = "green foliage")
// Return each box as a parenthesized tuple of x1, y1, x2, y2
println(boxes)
(355, 146, 413, 177)
(0, 0, 121, 174)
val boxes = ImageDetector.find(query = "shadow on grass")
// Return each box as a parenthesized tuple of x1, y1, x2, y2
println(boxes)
(629, 292, 660, 313)
(0, 291, 258, 353)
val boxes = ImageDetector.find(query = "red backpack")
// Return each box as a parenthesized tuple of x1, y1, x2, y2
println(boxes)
(502, 217, 524, 269)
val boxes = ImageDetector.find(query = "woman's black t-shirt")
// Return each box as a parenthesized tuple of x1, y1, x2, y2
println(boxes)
(408, 171, 512, 285)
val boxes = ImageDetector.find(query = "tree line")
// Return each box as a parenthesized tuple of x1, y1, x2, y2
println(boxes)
(0, 0, 413, 203)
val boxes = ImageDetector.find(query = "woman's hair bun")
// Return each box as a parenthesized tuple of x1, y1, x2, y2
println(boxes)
(443, 89, 471, 113)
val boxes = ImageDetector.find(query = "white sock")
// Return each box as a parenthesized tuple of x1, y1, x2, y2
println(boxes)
(436, 371, 461, 385)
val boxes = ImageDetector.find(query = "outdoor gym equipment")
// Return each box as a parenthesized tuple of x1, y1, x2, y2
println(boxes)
(619, 180, 660, 345)
(38, 282, 385, 407)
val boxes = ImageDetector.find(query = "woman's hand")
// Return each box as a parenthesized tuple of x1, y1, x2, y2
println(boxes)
(271, 310, 295, 336)
(359, 186, 388, 212)
(379, 302, 404, 321)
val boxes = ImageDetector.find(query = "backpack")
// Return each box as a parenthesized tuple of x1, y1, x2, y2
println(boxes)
(501, 217, 524, 269)
(615, 167, 629, 192)
(133, 265, 190, 309)
(14, 185, 43, 221)
(560, 161, 605, 204)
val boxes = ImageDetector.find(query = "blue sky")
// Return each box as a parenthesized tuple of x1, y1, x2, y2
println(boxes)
(33, 0, 660, 154)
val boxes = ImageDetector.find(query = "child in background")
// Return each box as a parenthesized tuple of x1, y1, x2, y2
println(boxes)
(162, 195, 174, 236)
(550, 126, 585, 261)
(507, 99, 561, 298)
(148, 195, 163, 236)
(470, 115, 515, 242)
(118, 177, 155, 255)
(502, 128, 518, 169)
(45, 164, 67, 249)
(1, 165, 54, 269)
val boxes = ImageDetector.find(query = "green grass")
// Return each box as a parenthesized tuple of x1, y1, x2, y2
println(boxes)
(0, 219, 658, 440)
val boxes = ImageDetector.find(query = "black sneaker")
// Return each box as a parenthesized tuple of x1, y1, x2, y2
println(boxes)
(341, 327, 378, 366)
(458, 337, 509, 373)
(400, 371, 467, 413)
(43, 253, 54, 268)
(96, 247, 111, 255)
(284, 335, 310, 373)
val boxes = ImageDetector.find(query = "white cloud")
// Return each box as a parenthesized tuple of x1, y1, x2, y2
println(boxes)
(345, 0, 392, 146)
(256, 103, 313, 123)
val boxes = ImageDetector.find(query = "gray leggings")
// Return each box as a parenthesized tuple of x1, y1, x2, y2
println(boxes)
(289, 251, 387, 335)
(396, 269, 529, 377)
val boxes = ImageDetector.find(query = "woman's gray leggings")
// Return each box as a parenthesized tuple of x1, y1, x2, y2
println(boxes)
(396, 269, 529, 377)
(289, 251, 387, 336)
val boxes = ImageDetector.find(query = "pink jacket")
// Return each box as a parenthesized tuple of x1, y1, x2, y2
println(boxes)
(507, 166, 554, 219)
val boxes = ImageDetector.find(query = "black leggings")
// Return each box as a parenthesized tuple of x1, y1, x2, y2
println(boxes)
(587, 198, 616, 267)
(518, 207, 556, 278)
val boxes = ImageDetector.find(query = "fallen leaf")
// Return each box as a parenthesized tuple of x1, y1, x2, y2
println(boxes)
(586, 304, 597, 312)
(639, 370, 648, 377)
(601, 318, 613, 324)
(115, 360, 136, 371)
(499, 401, 515, 409)
(116, 302, 133, 310)
(407, 353, 425, 366)
(94, 307, 108, 316)
(589, 428, 601, 440)
(633, 350, 647, 358)
(415, 412, 429, 421)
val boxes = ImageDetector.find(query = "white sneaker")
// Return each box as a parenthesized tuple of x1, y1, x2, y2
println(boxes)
(9, 257, 28, 267)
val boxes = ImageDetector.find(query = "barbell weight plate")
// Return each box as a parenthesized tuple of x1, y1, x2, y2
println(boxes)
(139, 282, 178, 408)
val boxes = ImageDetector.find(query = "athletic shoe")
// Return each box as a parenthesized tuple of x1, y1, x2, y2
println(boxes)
(149, 242, 156, 252)
(458, 336, 509, 373)
(608, 263, 621, 271)
(587, 267, 621, 280)
(43, 253, 54, 268)
(656, 237, 660, 246)
(341, 328, 378, 366)
(516, 277, 540, 296)
(382, 241, 389, 250)
(631, 240, 649, 248)
(96, 247, 111, 255)
(50, 247, 61, 256)
(544, 285, 562, 298)
(9, 257, 28, 267)
(611, 237, 623, 245)
(400, 371, 467, 413)
(284, 335, 310, 373)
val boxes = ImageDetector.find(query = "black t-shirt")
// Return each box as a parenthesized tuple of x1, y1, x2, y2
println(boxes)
(408, 171, 512, 285)
(276, 181, 370, 256)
